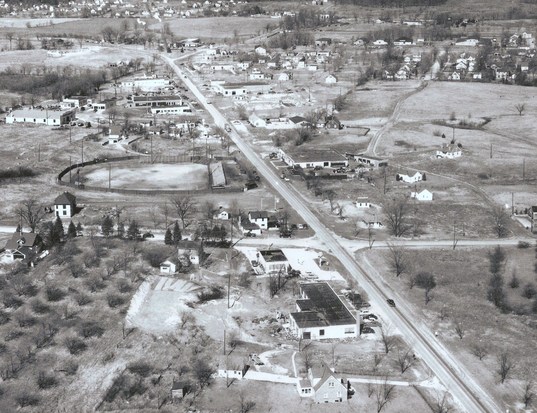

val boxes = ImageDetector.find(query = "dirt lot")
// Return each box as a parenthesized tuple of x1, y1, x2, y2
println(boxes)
(362, 246, 537, 412)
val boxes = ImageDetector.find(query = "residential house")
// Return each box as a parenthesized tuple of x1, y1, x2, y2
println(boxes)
(355, 198, 371, 208)
(257, 249, 289, 274)
(289, 282, 358, 340)
(177, 240, 201, 266)
(255, 46, 267, 56)
(278, 72, 291, 81)
(325, 74, 337, 84)
(315, 38, 332, 47)
(455, 38, 479, 47)
(3, 231, 43, 263)
(449, 71, 461, 81)
(108, 125, 123, 144)
(411, 189, 433, 201)
(54, 191, 77, 218)
(353, 38, 366, 47)
(237, 62, 250, 71)
(248, 211, 269, 230)
(297, 364, 349, 403)
(395, 69, 409, 80)
(170, 381, 188, 401)
(396, 171, 424, 183)
(393, 37, 413, 46)
(278, 148, 348, 169)
(288, 116, 309, 128)
(62, 96, 88, 108)
(473, 72, 483, 79)
(248, 113, 267, 128)
(6, 108, 75, 126)
(436, 143, 462, 159)
(214, 208, 230, 220)
(372, 39, 388, 47)
(307, 64, 318, 71)
(238, 215, 262, 236)
(160, 260, 177, 274)
(366, 221, 384, 229)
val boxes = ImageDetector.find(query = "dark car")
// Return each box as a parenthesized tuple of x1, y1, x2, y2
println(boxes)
(362, 326, 375, 334)
(387, 299, 396, 307)
(142, 232, 154, 239)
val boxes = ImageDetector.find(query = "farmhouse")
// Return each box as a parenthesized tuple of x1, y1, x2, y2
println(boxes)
(349, 153, 388, 168)
(54, 191, 77, 218)
(3, 231, 43, 263)
(6, 108, 75, 126)
(298, 364, 349, 403)
(257, 249, 289, 274)
(410, 189, 433, 201)
(248, 211, 269, 230)
(128, 95, 183, 108)
(396, 171, 424, 183)
(278, 148, 348, 169)
(436, 143, 462, 159)
(289, 282, 358, 340)
(238, 214, 262, 236)
(325, 74, 338, 84)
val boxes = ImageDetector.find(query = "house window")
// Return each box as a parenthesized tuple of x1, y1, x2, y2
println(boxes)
(319, 329, 325, 336)
(328, 381, 334, 388)
(324, 393, 328, 399)
(63, 211, 67, 216)
(344, 328, 354, 334)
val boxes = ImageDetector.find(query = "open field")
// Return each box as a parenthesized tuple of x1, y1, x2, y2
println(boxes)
(0, 17, 83, 28)
(83, 162, 209, 191)
(150, 16, 277, 40)
(362, 246, 537, 412)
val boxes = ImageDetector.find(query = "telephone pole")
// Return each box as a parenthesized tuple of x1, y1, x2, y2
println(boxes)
(108, 164, 112, 190)
(81, 139, 84, 163)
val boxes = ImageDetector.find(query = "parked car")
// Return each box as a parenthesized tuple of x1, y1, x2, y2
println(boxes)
(387, 299, 396, 307)
(142, 232, 154, 239)
(224, 124, 231, 132)
(362, 326, 375, 334)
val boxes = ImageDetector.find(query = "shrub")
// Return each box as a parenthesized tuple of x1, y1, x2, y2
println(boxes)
(16, 393, 40, 407)
(0, 166, 38, 181)
(104, 375, 127, 403)
(5, 330, 25, 341)
(46, 286, 67, 302)
(64, 360, 79, 376)
(477, 173, 490, 180)
(522, 283, 537, 299)
(107, 294, 126, 308)
(31, 299, 50, 314)
(80, 321, 105, 339)
(117, 279, 132, 293)
(3, 292, 23, 309)
(197, 286, 224, 302)
(0, 310, 10, 325)
(432, 129, 442, 137)
(517, 241, 531, 249)
(65, 337, 88, 355)
(16, 313, 37, 328)
(75, 293, 92, 306)
(127, 361, 153, 377)
(37, 371, 58, 389)
(85, 276, 106, 293)
(124, 379, 147, 399)
(0, 343, 7, 355)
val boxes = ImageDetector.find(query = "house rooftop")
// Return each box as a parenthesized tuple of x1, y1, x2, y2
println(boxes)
(249, 210, 269, 220)
(223, 81, 270, 88)
(54, 191, 76, 205)
(259, 249, 287, 263)
(5, 232, 41, 250)
(291, 282, 356, 328)
(8, 108, 73, 119)
(132, 95, 182, 102)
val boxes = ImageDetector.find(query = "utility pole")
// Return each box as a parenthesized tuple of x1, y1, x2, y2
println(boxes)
(37, 144, 40, 162)
(69, 123, 72, 144)
(522, 158, 525, 181)
(223, 329, 226, 356)
(109, 163, 112, 190)
(227, 272, 231, 309)
(150, 135, 153, 163)
(511, 192, 514, 215)
(453, 221, 458, 250)
(490, 143, 492, 159)
(81, 139, 84, 163)
(69, 156, 72, 183)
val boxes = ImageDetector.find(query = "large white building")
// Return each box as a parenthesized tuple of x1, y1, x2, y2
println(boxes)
(120, 77, 171, 91)
(289, 282, 358, 340)
(6, 108, 75, 126)
(257, 249, 289, 274)
(278, 148, 348, 169)
(150, 106, 192, 115)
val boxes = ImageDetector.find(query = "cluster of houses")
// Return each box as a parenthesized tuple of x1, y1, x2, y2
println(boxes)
(384, 53, 422, 81)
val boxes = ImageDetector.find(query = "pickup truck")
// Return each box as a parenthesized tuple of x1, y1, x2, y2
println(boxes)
(224, 124, 231, 132)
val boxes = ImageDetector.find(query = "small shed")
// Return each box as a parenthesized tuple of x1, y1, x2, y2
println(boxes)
(171, 380, 188, 401)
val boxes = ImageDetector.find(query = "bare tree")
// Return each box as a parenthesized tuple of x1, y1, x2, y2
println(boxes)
(497, 351, 515, 384)
(323, 189, 337, 212)
(471, 343, 488, 361)
(5, 32, 14, 50)
(454, 321, 465, 340)
(396, 347, 415, 373)
(17, 199, 47, 232)
(515, 103, 526, 116)
(490, 206, 510, 238)
(384, 197, 413, 237)
(387, 243, 408, 277)
(302, 348, 314, 372)
(171, 196, 197, 229)
(433, 391, 452, 413)
(522, 379, 534, 409)
(380, 325, 395, 354)
(375, 376, 396, 412)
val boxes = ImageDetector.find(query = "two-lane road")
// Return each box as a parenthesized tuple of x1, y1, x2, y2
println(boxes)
(162, 55, 502, 413)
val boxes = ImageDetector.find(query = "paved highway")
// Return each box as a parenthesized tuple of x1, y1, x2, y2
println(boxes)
(162, 55, 502, 413)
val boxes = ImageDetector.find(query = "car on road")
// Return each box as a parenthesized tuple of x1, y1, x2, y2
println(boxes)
(387, 299, 396, 307)
(224, 124, 231, 132)
(362, 326, 375, 334)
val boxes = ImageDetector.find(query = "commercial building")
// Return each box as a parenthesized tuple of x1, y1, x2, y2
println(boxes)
(5, 108, 75, 126)
(127, 95, 183, 108)
(257, 249, 289, 274)
(289, 282, 358, 340)
(150, 106, 192, 115)
(278, 148, 348, 169)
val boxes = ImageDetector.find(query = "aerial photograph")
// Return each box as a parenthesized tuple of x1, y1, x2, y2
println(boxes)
(0, 0, 536, 411)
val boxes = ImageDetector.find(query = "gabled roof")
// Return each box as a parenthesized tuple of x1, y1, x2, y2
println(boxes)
(54, 191, 76, 206)
(5, 232, 42, 250)
(249, 210, 269, 220)
(312, 365, 343, 392)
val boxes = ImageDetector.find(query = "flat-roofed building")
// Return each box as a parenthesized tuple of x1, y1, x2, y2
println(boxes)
(128, 95, 183, 108)
(348, 153, 388, 168)
(120, 77, 171, 91)
(258, 249, 289, 274)
(5, 108, 75, 126)
(214, 81, 271, 96)
(278, 148, 348, 169)
(289, 282, 358, 340)
(150, 106, 192, 115)
(62, 96, 88, 108)
(209, 161, 226, 188)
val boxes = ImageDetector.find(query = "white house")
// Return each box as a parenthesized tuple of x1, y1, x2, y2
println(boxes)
(257, 249, 289, 274)
(248, 113, 267, 128)
(278, 72, 291, 81)
(177, 241, 201, 266)
(6, 108, 75, 126)
(248, 211, 269, 230)
(160, 260, 177, 274)
(54, 191, 76, 218)
(396, 171, 423, 183)
(214, 209, 230, 220)
(410, 189, 433, 201)
(372, 39, 388, 47)
(436, 144, 462, 159)
(355, 198, 371, 208)
(449, 71, 461, 81)
(108, 125, 123, 144)
(298, 364, 349, 403)
(255, 46, 267, 56)
(325, 74, 337, 84)
(289, 282, 358, 340)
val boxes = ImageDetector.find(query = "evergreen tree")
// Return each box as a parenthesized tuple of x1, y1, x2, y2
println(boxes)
(15, 223, 21, 233)
(172, 221, 182, 245)
(101, 215, 114, 237)
(487, 246, 508, 310)
(52, 216, 65, 245)
(67, 221, 77, 238)
(127, 220, 140, 240)
(76, 222, 83, 235)
(164, 228, 173, 245)
(117, 222, 125, 238)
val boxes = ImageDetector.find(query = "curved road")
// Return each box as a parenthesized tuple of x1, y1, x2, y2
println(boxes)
(162, 55, 501, 413)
